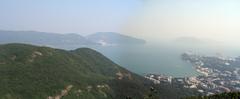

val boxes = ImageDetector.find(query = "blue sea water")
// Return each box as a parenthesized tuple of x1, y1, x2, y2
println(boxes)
(65, 42, 240, 77)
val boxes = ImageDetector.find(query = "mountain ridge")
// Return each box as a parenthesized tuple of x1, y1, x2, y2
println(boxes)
(87, 32, 146, 46)
(0, 30, 146, 49)
(0, 43, 201, 99)
(0, 43, 149, 99)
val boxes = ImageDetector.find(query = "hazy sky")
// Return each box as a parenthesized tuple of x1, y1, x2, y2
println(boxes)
(124, 0, 240, 43)
(1, 0, 240, 43)
(0, 0, 143, 35)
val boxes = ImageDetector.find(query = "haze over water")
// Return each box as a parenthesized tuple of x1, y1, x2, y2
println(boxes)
(85, 41, 240, 77)
(1, 0, 240, 77)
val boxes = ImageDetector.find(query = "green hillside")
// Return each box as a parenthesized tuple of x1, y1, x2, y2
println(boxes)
(0, 43, 199, 99)
(0, 43, 149, 99)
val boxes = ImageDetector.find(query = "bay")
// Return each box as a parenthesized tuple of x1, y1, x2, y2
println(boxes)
(62, 42, 240, 77)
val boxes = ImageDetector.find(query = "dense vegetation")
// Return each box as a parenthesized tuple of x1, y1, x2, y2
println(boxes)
(0, 43, 148, 99)
(0, 43, 198, 99)
(184, 92, 240, 99)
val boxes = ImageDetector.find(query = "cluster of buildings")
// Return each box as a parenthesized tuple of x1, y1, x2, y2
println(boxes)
(145, 52, 240, 96)
(183, 52, 240, 94)
(145, 74, 172, 84)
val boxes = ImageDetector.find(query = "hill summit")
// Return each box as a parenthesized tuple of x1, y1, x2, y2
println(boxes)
(0, 43, 148, 99)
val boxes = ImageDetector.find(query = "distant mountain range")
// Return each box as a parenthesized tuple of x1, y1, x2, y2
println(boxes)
(86, 32, 146, 46)
(0, 30, 146, 49)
